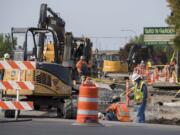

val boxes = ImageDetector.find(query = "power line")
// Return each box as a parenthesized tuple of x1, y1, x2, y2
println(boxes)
(89, 36, 128, 39)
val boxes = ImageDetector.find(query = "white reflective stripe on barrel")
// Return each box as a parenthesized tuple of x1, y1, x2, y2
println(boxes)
(77, 110, 98, 115)
(79, 97, 98, 102)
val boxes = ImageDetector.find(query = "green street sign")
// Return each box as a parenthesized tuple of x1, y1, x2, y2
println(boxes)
(144, 27, 176, 45)
(144, 27, 176, 35)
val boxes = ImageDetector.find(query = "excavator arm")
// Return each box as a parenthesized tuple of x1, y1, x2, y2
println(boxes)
(37, 3, 93, 69)
(127, 44, 153, 72)
(38, 3, 65, 63)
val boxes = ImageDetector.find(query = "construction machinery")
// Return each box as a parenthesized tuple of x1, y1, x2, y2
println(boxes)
(2, 27, 72, 118)
(127, 44, 153, 72)
(1, 3, 93, 118)
(103, 52, 128, 74)
(37, 3, 92, 66)
(37, 3, 92, 80)
(94, 51, 128, 80)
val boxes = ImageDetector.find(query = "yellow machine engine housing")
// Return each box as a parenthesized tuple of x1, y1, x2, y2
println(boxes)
(3, 68, 72, 97)
(103, 60, 128, 73)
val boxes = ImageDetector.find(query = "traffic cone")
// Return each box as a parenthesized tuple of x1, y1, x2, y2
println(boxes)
(151, 73, 155, 84)
(154, 67, 159, 81)
(75, 80, 102, 126)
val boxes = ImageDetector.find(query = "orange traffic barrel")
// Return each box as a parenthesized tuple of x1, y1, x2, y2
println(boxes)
(76, 82, 99, 124)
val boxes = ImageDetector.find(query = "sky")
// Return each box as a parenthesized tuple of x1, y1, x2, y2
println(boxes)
(0, 0, 170, 50)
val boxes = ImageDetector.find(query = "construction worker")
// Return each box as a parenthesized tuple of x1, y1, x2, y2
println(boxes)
(131, 73, 148, 123)
(3, 53, 10, 61)
(162, 63, 170, 82)
(105, 96, 130, 122)
(140, 60, 146, 78)
(76, 56, 89, 81)
(0, 53, 10, 80)
(169, 58, 177, 83)
(140, 60, 145, 70)
(146, 59, 152, 70)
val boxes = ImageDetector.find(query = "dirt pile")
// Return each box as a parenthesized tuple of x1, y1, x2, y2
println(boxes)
(147, 117, 180, 125)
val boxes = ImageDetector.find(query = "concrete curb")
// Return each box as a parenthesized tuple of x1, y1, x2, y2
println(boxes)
(0, 118, 32, 123)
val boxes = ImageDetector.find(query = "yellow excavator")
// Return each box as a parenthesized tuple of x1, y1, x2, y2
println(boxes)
(2, 28, 72, 118)
(103, 52, 128, 73)
(99, 52, 128, 80)
(2, 3, 92, 118)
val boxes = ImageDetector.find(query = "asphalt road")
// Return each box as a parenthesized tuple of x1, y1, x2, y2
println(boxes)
(0, 119, 180, 135)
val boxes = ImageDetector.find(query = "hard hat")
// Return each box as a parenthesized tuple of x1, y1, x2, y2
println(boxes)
(80, 56, 85, 60)
(132, 73, 141, 81)
(4, 53, 10, 59)
(141, 60, 144, 64)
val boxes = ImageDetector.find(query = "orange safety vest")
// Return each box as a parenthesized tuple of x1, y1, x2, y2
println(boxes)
(116, 103, 130, 122)
(76, 60, 88, 73)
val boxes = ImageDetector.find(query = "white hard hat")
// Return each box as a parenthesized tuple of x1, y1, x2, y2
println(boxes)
(4, 53, 10, 59)
(132, 73, 141, 81)
(80, 56, 85, 60)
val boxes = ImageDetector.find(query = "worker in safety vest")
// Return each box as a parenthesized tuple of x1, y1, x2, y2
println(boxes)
(169, 58, 177, 83)
(76, 56, 89, 75)
(131, 73, 148, 123)
(105, 96, 130, 122)
(0, 53, 10, 80)
(76, 56, 89, 82)
(146, 60, 152, 70)
(140, 60, 146, 75)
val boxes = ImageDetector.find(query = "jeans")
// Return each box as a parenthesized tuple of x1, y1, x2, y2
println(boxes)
(106, 111, 118, 121)
(135, 101, 146, 123)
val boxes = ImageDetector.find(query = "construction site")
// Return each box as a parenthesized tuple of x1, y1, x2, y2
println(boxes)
(0, 1, 180, 135)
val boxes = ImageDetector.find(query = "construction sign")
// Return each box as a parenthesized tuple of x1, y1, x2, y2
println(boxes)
(144, 27, 176, 45)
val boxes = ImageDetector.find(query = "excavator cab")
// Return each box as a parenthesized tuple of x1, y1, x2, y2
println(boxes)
(11, 28, 60, 63)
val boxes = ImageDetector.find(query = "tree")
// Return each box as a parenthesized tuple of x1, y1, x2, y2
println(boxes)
(119, 34, 144, 61)
(0, 33, 16, 58)
(119, 43, 133, 61)
(129, 34, 144, 45)
(166, 0, 180, 50)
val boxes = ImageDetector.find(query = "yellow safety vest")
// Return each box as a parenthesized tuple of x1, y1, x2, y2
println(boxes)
(147, 61, 152, 68)
(134, 81, 144, 104)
